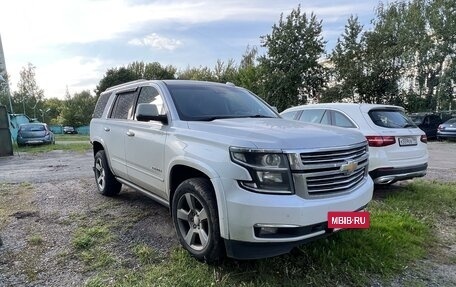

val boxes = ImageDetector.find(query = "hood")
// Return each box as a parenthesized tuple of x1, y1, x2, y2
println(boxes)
(187, 118, 366, 150)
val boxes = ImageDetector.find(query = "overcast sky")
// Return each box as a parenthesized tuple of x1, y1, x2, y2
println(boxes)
(0, 0, 382, 99)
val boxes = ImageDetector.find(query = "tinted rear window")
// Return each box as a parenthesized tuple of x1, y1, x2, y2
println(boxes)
(22, 124, 46, 131)
(93, 92, 111, 118)
(368, 109, 416, 128)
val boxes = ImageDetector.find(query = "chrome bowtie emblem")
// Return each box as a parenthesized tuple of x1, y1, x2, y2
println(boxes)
(340, 160, 358, 174)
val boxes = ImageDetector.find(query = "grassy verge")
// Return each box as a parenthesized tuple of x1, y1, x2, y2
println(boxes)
(3, 180, 451, 286)
(55, 134, 90, 141)
(14, 142, 91, 153)
(80, 180, 455, 287)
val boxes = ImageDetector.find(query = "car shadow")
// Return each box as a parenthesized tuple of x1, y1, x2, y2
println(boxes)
(373, 182, 407, 200)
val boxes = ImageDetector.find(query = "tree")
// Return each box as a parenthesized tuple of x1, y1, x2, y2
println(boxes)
(234, 46, 263, 95)
(60, 90, 96, 126)
(328, 16, 365, 102)
(13, 63, 44, 117)
(127, 61, 177, 80)
(177, 66, 215, 81)
(259, 6, 326, 111)
(41, 97, 63, 125)
(95, 67, 137, 97)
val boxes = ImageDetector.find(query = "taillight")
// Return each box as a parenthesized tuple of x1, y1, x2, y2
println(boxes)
(365, 136, 396, 147)
(420, 135, 427, 143)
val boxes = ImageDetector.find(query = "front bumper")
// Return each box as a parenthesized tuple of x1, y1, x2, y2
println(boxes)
(370, 163, 427, 184)
(17, 137, 53, 145)
(437, 131, 456, 139)
(215, 176, 373, 259)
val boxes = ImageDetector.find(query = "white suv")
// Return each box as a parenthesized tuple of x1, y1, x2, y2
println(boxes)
(90, 81, 373, 262)
(281, 103, 428, 184)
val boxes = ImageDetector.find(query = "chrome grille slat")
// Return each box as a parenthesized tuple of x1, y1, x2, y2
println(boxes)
(301, 150, 366, 163)
(297, 143, 369, 197)
(301, 155, 368, 170)
(306, 169, 365, 187)
(305, 173, 365, 193)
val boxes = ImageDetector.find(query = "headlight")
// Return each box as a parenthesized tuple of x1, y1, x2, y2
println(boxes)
(230, 147, 294, 194)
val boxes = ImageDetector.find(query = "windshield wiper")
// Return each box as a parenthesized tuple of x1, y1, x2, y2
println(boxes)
(197, 115, 275, 121)
(403, 124, 416, 128)
(236, 114, 276, 118)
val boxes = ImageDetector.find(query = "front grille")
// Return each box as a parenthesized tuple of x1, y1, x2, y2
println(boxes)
(299, 143, 368, 197)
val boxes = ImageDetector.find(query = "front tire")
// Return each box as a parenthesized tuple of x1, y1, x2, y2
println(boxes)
(172, 178, 224, 263)
(94, 150, 121, 196)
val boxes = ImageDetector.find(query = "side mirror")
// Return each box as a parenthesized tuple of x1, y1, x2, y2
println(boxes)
(136, 103, 168, 124)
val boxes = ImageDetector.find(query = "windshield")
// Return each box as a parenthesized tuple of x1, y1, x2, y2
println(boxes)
(166, 82, 278, 121)
(368, 109, 417, 128)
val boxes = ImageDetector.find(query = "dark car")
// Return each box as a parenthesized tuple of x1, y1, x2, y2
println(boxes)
(437, 118, 456, 141)
(17, 123, 55, 146)
(63, 126, 77, 134)
(409, 113, 443, 139)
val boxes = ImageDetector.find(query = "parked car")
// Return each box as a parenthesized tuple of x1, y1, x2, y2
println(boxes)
(17, 123, 55, 146)
(408, 113, 443, 139)
(90, 80, 373, 262)
(281, 103, 428, 185)
(63, 126, 78, 134)
(437, 118, 456, 141)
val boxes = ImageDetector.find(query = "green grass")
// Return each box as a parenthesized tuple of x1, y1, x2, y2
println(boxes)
(73, 226, 112, 250)
(81, 180, 455, 287)
(55, 134, 90, 141)
(15, 142, 91, 153)
(28, 234, 44, 246)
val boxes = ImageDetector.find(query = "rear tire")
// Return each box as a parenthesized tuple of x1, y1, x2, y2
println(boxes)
(94, 150, 121, 196)
(172, 178, 224, 263)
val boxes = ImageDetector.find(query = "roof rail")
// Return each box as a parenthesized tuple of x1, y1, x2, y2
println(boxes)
(225, 82, 236, 87)
(105, 79, 148, 92)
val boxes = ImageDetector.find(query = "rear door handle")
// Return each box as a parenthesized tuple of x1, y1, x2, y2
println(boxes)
(104, 127, 110, 132)
(126, 131, 135, 137)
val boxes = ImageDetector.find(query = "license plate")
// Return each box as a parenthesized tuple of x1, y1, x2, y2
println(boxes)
(398, 137, 417, 146)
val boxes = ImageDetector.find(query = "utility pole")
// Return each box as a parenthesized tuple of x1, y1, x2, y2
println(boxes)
(0, 34, 14, 114)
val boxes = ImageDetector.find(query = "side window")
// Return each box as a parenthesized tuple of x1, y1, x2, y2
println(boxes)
(110, 92, 137, 120)
(281, 111, 298, 120)
(320, 110, 330, 125)
(93, 92, 111, 118)
(333, 111, 356, 128)
(298, 109, 325, 123)
(135, 86, 166, 120)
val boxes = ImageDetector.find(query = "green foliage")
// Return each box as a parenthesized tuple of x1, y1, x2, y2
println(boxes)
(177, 65, 215, 81)
(95, 67, 138, 97)
(325, 0, 455, 111)
(260, 5, 326, 111)
(59, 90, 96, 126)
(12, 63, 45, 118)
(128, 61, 176, 80)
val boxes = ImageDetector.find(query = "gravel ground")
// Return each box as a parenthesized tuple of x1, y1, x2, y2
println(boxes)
(0, 142, 455, 286)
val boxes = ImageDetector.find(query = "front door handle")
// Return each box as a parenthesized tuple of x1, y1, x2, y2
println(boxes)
(126, 131, 135, 137)
(104, 127, 110, 132)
